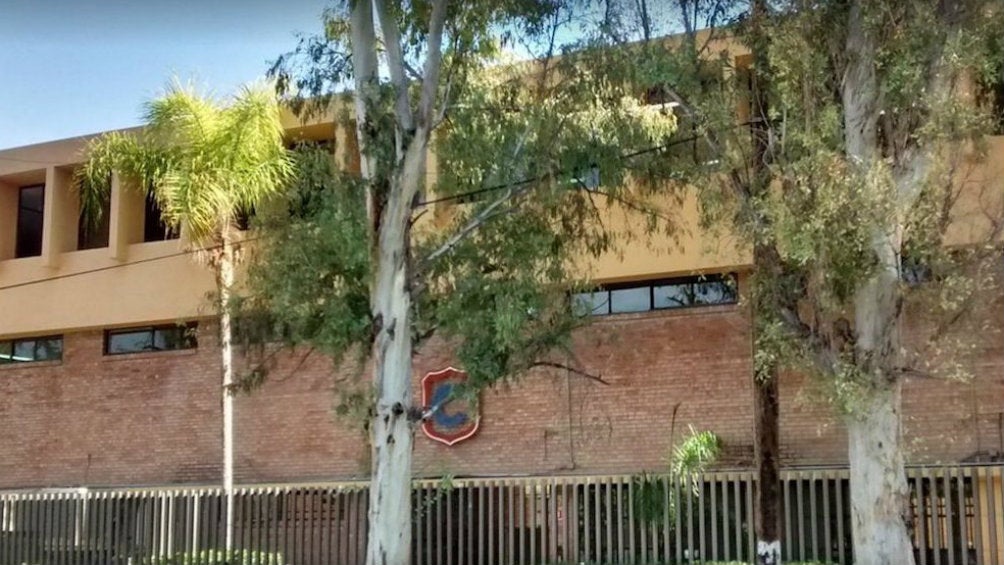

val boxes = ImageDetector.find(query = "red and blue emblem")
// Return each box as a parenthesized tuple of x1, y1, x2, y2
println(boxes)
(421, 367, 480, 446)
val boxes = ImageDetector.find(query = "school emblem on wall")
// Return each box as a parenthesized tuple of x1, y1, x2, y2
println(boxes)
(421, 367, 480, 446)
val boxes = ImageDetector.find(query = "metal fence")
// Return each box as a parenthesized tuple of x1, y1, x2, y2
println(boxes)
(1, 465, 1001, 565)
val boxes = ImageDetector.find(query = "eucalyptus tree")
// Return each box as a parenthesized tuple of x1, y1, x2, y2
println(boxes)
(593, 1, 1003, 564)
(78, 84, 292, 552)
(259, 2, 678, 563)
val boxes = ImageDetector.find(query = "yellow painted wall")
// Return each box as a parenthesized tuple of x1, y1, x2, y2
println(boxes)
(0, 102, 1000, 337)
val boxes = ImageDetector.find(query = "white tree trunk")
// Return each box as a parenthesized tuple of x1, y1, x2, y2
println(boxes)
(219, 229, 236, 553)
(842, 2, 916, 563)
(351, 2, 445, 563)
(847, 382, 914, 565)
(366, 174, 418, 565)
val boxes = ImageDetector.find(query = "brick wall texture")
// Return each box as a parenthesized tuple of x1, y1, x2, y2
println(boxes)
(1, 301, 1002, 489)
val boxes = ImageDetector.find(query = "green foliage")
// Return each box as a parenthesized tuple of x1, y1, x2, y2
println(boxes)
(585, 1, 1004, 413)
(143, 549, 283, 565)
(632, 426, 723, 526)
(78, 82, 292, 243)
(245, 3, 680, 403)
(630, 472, 668, 524)
(238, 145, 371, 358)
(670, 425, 722, 483)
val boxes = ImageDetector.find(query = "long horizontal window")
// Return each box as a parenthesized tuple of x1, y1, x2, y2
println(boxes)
(105, 324, 197, 355)
(573, 274, 737, 316)
(0, 335, 63, 364)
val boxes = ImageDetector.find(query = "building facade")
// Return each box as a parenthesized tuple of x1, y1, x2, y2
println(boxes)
(1, 90, 1003, 563)
(2, 113, 1002, 487)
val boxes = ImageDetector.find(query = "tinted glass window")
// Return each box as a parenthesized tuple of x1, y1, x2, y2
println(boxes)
(16, 185, 44, 258)
(694, 280, 736, 305)
(577, 274, 738, 317)
(654, 283, 692, 309)
(573, 292, 609, 316)
(106, 324, 197, 355)
(154, 326, 196, 350)
(107, 331, 154, 354)
(34, 338, 63, 361)
(0, 335, 63, 363)
(610, 287, 650, 313)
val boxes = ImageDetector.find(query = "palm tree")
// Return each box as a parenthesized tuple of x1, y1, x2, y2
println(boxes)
(79, 82, 292, 552)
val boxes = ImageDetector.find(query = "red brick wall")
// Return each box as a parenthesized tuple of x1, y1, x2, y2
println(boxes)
(2, 301, 1001, 490)
(0, 327, 222, 488)
(779, 302, 1004, 466)
(235, 304, 756, 483)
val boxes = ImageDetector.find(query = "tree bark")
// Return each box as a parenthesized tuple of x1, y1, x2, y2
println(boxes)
(748, 1, 782, 561)
(847, 382, 914, 565)
(365, 208, 415, 565)
(218, 227, 236, 553)
(754, 370, 782, 565)
(842, 2, 915, 563)
(354, 2, 445, 563)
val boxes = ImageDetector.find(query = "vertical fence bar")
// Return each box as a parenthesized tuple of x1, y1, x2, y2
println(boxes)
(944, 468, 956, 565)
(606, 477, 614, 565)
(916, 471, 928, 565)
(479, 482, 488, 565)
(957, 468, 970, 565)
(809, 471, 819, 561)
(930, 468, 943, 565)
(783, 475, 792, 562)
(710, 475, 718, 562)
(720, 473, 730, 561)
(732, 475, 742, 563)
(984, 466, 1000, 565)
(698, 474, 707, 563)
(796, 475, 806, 562)
(746, 471, 756, 560)
(686, 474, 694, 564)
(970, 467, 985, 565)
(508, 482, 516, 565)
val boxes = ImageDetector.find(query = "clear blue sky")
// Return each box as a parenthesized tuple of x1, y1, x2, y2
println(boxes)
(0, 0, 329, 150)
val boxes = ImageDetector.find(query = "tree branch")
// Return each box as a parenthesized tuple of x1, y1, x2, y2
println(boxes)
(349, 0, 379, 183)
(418, 0, 449, 129)
(374, 0, 415, 134)
(418, 186, 524, 268)
(531, 361, 610, 385)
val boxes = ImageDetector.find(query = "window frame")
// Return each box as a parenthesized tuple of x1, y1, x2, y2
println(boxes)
(573, 273, 738, 317)
(0, 334, 64, 364)
(15, 184, 45, 259)
(103, 323, 198, 356)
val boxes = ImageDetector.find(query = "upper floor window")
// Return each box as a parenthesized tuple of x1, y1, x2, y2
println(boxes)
(143, 192, 179, 242)
(0, 335, 63, 364)
(77, 193, 110, 250)
(573, 273, 738, 316)
(15, 184, 44, 258)
(104, 323, 197, 355)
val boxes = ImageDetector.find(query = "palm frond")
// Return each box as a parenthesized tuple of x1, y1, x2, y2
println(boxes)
(80, 80, 292, 245)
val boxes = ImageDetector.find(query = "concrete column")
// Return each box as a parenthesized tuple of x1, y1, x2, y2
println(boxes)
(0, 180, 17, 261)
(109, 173, 131, 261)
(40, 166, 67, 268)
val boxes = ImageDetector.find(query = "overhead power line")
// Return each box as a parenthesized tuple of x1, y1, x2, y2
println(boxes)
(415, 121, 750, 207)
